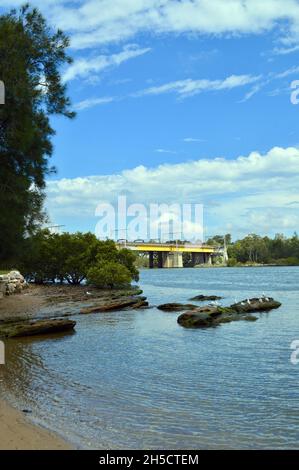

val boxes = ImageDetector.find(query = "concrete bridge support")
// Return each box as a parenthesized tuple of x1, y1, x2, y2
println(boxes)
(162, 252, 183, 268)
(191, 252, 212, 266)
(149, 252, 154, 269)
(148, 249, 212, 268)
(158, 252, 163, 268)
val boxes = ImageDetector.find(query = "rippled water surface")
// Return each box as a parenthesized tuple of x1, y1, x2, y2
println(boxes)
(1, 267, 299, 449)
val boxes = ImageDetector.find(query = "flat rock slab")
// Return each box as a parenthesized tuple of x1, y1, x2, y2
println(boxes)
(157, 303, 199, 312)
(189, 295, 222, 301)
(80, 297, 147, 314)
(0, 319, 76, 338)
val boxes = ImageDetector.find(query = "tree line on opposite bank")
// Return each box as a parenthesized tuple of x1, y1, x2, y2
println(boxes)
(207, 233, 299, 266)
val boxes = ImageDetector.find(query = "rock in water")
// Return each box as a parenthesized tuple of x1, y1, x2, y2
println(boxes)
(177, 309, 258, 328)
(189, 295, 222, 301)
(177, 297, 281, 328)
(177, 305, 235, 328)
(80, 297, 148, 314)
(157, 303, 199, 312)
(230, 297, 281, 313)
(178, 311, 217, 328)
(0, 319, 76, 338)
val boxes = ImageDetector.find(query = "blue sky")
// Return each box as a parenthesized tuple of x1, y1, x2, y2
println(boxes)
(1, 0, 299, 239)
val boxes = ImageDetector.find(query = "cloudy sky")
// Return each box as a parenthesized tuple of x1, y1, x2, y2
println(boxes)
(1, 0, 299, 239)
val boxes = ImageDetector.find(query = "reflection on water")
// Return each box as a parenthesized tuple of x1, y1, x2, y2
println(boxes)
(1, 267, 299, 449)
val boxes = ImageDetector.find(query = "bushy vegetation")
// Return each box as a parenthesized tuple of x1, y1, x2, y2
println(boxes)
(87, 263, 133, 289)
(209, 233, 299, 266)
(20, 230, 139, 287)
(228, 233, 299, 265)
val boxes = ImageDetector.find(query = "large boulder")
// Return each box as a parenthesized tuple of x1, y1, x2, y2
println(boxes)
(177, 307, 257, 328)
(178, 311, 217, 327)
(0, 282, 7, 294)
(177, 305, 235, 328)
(0, 270, 27, 297)
(8, 270, 24, 282)
(6, 282, 17, 295)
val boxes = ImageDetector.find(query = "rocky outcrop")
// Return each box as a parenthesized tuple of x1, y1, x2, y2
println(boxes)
(80, 296, 148, 314)
(0, 271, 28, 298)
(132, 300, 149, 309)
(189, 295, 222, 301)
(178, 306, 257, 328)
(178, 297, 281, 328)
(230, 297, 281, 313)
(0, 318, 76, 338)
(157, 303, 199, 312)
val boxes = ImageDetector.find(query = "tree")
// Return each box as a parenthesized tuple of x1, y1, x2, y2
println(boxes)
(59, 232, 99, 285)
(87, 263, 133, 289)
(206, 234, 231, 246)
(117, 248, 139, 281)
(0, 5, 74, 262)
(20, 231, 140, 285)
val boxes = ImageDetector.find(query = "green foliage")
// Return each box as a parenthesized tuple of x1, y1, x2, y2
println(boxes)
(20, 231, 139, 285)
(271, 257, 299, 266)
(87, 262, 133, 289)
(227, 257, 238, 267)
(117, 248, 139, 281)
(0, 5, 74, 261)
(206, 234, 231, 246)
(228, 233, 299, 265)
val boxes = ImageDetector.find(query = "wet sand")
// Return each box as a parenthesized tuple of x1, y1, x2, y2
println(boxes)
(0, 285, 45, 322)
(0, 284, 143, 449)
(0, 398, 71, 450)
(0, 284, 142, 323)
(0, 286, 71, 449)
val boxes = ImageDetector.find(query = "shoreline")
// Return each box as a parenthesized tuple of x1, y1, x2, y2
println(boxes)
(0, 397, 72, 450)
(0, 283, 145, 449)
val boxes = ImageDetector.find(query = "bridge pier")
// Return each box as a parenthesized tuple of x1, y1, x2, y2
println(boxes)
(162, 252, 183, 268)
(149, 252, 154, 269)
(191, 252, 212, 266)
(158, 252, 163, 268)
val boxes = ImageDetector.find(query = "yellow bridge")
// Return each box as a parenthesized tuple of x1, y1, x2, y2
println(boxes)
(117, 241, 221, 268)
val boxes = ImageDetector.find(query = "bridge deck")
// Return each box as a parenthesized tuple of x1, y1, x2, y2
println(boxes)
(117, 243, 216, 253)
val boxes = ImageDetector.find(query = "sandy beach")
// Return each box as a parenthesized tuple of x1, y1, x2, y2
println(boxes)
(0, 398, 71, 450)
(0, 284, 144, 449)
(0, 286, 79, 450)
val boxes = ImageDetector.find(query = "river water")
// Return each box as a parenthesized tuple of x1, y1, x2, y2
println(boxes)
(0, 267, 299, 449)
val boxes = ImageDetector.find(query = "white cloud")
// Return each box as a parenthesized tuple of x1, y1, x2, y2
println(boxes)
(46, 146, 299, 236)
(273, 44, 299, 55)
(3, 1, 299, 48)
(63, 45, 151, 82)
(155, 148, 177, 154)
(136, 74, 260, 98)
(183, 137, 205, 143)
(74, 96, 116, 111)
